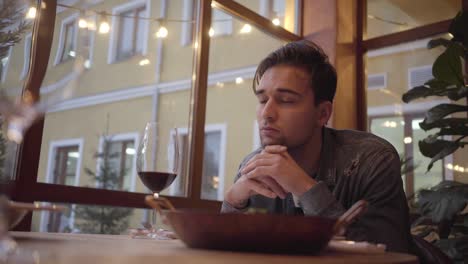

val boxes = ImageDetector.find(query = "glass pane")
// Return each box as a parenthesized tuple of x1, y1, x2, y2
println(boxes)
(0, 0, 36, 185)
(366, 0, 461, 39)
(411, 118, 444, 192)
(31, 202, 169, 234)
(369, 116, 405, 190)
(231, 0, 299, 34)
(202, 8, 284, 201)
(35, 0, 198, 197)
(365, 36, 452, 193)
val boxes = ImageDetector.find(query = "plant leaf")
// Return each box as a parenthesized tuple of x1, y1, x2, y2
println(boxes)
(432, 43, 464, 86)
(419, 139, 460, 171)
(427, 38, 452, 49)
(448, 86, 468, 101)
(402, 86, 433, 103)
(448, 10, 468, 47)
(418, 181, 468, 223)
(422, 104, 468, 124)
(419, 118, 468, 131)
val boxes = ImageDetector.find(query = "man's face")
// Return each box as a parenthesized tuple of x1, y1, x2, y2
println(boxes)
(255, 65, 324, 148)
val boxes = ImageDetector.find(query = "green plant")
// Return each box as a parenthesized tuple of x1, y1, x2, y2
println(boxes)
(402, 11, 468, 172)
(401, 10, 468, 263)
(74, 135, 133, 234)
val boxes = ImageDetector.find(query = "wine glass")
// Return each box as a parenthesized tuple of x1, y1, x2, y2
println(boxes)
(136, 122, 180, 239)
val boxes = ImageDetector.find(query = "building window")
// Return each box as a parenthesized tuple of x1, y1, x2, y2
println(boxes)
(81, 15, 96, 69)
(170, 125, 226, 201)
(55, 14, 78, 65)
(97, 133, 138, 192)
(20, 34, 32, 80)
(408, 65, 433, 90)
(110, 0, 150, 63)
(41, 139, 83, 233)
(367, 73, 387, 90)
(260, 0, 286, 22)
(107, 139, 135, 191)
(211, 9, 233, 37)
(115, 6, 146, 61)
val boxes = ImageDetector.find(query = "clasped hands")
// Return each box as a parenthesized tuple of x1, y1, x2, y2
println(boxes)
(225, 145, 316, 209)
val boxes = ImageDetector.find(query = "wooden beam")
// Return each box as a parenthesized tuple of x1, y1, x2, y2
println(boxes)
(363, 20, 451, 51)
(13, 0, 57, 231)
(187, 0, 212, 200)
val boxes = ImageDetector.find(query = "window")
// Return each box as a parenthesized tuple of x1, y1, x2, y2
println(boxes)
(260, 0, 286, 21)
(367, 73, 387, 90)
(110, 0, 149, 63)
(55, 14, 78, 65)
(211, 9, 233, 37)
(170, 125, 226, 201)
(81, 15, 96, 69)
(408, 65, 432, 90)
(46, 139, 83, 186)
(97, 133, 138, 192)
(20, 34, 32, 80)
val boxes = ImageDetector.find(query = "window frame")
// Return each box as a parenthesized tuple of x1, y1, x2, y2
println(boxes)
(20, 33, 33, 80)
(108, 0, 151, 64)
(54, 13, 79, 65)
(45, 138, 84, 186)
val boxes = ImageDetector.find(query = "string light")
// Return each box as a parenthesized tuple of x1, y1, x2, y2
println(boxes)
(240, 24, 252, 34)
(139, 59, 150, 66)
(272, 18, 280, 26)
(155, 24, 168, 38)
(98, 12, 110, 34)
(53, 3, 233, 40)
(26, 6, 37, 19)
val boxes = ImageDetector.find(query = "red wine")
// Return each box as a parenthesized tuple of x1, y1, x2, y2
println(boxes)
(138, 171, 177, 193)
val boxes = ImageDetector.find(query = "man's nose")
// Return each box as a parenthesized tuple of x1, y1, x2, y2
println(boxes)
(261, 100, 277, 121)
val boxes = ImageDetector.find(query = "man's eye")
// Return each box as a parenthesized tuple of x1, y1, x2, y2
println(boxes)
(258, 98, 267, 104)
(280, 98, 295, 104)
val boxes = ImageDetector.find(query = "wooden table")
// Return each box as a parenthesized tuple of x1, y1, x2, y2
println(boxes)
(10, 232, 418, 264)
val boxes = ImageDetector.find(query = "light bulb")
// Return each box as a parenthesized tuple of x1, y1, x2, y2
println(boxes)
(26, 7, 37, 19)
(99, 21, 110, 34)
(240, 24, 252, 34)
(156, 26, 168, 38)
(78, 18, 88, 28)
(272, 18, 280, 26)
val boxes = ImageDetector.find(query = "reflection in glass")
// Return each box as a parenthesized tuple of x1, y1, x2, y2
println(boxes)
(366, 0, 460, 39)
(202, 7, 284, 201)
(32, 203, 156, 235)
(35, 0, 198, 197)
(366, 37, 454, 194)
(233, 0, 299, 33)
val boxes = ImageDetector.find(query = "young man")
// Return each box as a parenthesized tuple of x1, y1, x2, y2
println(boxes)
(221, 40, 413, 253)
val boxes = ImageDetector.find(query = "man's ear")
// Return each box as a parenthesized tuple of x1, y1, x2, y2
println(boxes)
(318, 101, 333, 126)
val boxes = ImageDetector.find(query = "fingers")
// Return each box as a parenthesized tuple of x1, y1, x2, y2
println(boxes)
(247, 179, 277, 199)
(241, 158, 274, 175)
(258, 176, 287, 199)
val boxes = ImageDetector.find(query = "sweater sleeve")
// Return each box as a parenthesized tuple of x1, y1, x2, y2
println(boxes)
(298, 181, 345, 218)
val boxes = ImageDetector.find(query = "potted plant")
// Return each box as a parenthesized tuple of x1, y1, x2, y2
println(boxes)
(402, 10, 468, 263)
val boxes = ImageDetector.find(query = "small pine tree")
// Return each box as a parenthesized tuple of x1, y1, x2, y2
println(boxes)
(0, 0, 32, 60)
(74, 135, 133, 234)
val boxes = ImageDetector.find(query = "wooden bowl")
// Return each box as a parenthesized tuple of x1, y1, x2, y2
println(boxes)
(165, 210, 337, 254)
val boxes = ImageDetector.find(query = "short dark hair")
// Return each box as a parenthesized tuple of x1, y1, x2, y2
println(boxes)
(253, 40, 337, 104)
